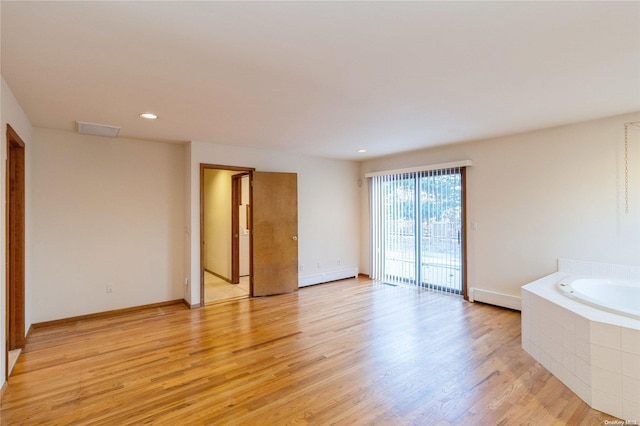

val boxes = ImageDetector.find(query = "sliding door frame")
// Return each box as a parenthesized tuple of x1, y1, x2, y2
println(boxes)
(461, 167, 468, 300)
(368, 163, 469, 300)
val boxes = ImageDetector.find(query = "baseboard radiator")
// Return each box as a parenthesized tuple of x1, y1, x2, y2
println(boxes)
(299, 267, 359, 288)
(468, 288, 521, 311)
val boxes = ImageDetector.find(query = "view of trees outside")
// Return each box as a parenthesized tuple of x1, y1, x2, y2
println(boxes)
(381, 171, 462, 293)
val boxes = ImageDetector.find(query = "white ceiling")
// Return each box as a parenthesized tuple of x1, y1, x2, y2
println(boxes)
(2, 1, 639, 160)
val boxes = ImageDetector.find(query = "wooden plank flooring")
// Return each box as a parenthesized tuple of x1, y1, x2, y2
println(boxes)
(1, 277, 618, 425)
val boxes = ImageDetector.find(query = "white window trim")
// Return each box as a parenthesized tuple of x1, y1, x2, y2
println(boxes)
(365, 160, 472, 178)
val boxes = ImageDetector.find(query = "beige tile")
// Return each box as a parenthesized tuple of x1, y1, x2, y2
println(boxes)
(622, 351, 640, 379)
(622, 327, 640, 355)
(591, 322, 621, 350)
(591, 344, 621, 374)
(8, 349, 21, 375)
(204, 272, 249, 303)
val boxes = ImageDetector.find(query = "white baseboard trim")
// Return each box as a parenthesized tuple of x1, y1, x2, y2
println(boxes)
(469, 288, 521, 311)
(299, 267, 359, 288)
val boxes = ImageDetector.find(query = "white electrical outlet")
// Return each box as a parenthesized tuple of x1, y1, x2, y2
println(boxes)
(184, 277, 189, 286)
(106, 283, 113, 293)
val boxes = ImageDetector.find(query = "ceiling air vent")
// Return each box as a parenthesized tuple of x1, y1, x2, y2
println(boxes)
(76, 121, 121, 138)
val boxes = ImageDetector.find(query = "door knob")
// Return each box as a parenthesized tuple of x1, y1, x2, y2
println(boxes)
(292, 236, 298, 241)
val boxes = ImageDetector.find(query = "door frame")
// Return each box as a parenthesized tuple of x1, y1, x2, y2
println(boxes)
(5, 124, 26, 379)
(231, 172, 250, 284)
(199, 164, 254, 306)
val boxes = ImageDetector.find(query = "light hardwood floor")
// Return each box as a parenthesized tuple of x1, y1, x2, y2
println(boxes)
(1, 277, 618, 425)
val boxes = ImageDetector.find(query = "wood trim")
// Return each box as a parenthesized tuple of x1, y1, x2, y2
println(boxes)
(6, 124, 26, 381)
(231, 172, 250, 285)
(31, 300, 185, 329)
(0, 380, 7, 399)
(6, 125, 25, 148)
(200, 164, 255, 306)
(200, 163, 256, 172)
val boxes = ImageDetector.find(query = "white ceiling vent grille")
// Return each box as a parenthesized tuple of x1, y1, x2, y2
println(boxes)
(76, 121, 121, 138)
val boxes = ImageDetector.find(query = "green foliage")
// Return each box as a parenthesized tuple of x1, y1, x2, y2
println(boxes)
(383, 172, 462, 226)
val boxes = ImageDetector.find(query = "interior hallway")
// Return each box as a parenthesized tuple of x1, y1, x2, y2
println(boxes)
(204, 271, 250, 303)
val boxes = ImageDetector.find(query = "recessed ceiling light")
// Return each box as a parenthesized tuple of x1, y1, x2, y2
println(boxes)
(139, 113, 158, 120)
(357, 149, 367, 153)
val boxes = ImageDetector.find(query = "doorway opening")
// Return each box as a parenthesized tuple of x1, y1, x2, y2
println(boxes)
(200, 166, 299, 305)
(200, 164, 254, 306)
(5, 124, 26, 379)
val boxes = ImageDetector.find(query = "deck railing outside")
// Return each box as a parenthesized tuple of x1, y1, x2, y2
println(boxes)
(382, 231, 462, 294)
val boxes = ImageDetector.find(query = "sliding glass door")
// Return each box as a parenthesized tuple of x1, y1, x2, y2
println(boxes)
(370, 166, 466, 296)
(379, 174, 417, 286)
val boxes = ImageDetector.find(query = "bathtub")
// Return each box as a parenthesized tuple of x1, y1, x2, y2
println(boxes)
(521, 260, 640, 421)
(556, 277, 640, 320)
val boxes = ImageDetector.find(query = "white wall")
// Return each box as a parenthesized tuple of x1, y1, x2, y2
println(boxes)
(30, 128, 185, 322)
(185, 141, 360, 305)
(184, 142, 192, 300)
(360, 113, 640, 302)
(1, 76, 33, 384)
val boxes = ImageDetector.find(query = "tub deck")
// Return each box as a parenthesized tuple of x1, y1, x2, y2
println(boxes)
(522, 271, 640, 420)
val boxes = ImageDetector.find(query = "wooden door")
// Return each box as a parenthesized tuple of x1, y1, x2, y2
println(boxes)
(251, 172, 298, 296)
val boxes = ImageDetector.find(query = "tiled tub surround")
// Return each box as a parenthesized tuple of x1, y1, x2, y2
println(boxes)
(521, 260, 640, 421)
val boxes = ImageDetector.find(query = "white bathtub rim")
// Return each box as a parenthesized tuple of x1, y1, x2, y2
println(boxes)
(522, 272, 640, 330)
(556, 277, 640, 320)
